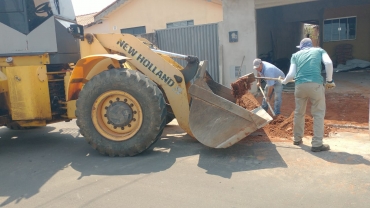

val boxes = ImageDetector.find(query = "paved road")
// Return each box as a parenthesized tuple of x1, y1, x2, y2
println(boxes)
(0, 120, 369, 208)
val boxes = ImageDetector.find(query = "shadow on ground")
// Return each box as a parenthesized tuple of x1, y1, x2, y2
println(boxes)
(300, 144, 370, 165)
(0, 123, 288, 206)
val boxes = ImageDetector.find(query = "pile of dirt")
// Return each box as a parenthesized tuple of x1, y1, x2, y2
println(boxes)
(262, 112, 331, 139)
(236, 92, 260, 111)
(239, 92, 367, 143)
(231, 76, 334, 141)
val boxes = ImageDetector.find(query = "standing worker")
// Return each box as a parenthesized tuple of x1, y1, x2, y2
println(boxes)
(281, 38, 335, 152)
(253, 58, 285, 115)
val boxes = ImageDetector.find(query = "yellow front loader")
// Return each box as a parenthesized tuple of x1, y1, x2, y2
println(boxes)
(69, 33, 273, 156)
(0, 0, 272, 156)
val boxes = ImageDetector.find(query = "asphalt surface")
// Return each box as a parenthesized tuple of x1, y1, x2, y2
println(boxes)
(0, 120, 369, 208)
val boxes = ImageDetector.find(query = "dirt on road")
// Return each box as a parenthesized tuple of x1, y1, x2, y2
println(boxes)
(230, 77, 368, 143)
(243, 92, 368, 143)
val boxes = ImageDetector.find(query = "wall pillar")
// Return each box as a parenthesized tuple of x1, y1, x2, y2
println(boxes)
(219, 0, 257, 93)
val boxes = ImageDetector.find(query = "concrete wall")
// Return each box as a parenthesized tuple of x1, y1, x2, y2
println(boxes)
(323, 4, 370, 62)
(86, 0, 223, 34)
(219, 0, 257, 93)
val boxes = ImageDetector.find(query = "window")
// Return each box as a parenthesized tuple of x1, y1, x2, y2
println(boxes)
(0, 0, 53, 34)
(120, 26, 146, 35)
(0, 0, 24, 13)
(323, 16, 356, 42)
(166, 20, 194, 29)
(27, 0, 53, 31)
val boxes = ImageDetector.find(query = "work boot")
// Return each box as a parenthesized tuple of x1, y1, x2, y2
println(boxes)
(293, 140, 302, 145)
(311, 144, 330, 152)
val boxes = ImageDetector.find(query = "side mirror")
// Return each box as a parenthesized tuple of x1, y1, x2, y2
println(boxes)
(67, 24, 84, 41)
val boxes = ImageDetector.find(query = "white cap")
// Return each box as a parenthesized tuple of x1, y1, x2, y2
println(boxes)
(253, 58, 262, 69)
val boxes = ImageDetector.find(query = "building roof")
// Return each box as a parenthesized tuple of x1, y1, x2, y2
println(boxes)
(76, 12, 98, 26)
(94, 0, 130, 21)
(83, 0, 222, 28)
(94, 0, 222, 22)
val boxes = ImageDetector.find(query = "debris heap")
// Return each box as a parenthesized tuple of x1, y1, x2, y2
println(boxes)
(231, 76, 331, 139)
(262, 113, 331, 139)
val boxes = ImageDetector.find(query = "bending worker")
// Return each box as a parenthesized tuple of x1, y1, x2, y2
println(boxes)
(253, 58, 285, 115)
(281, 38, 335, 152)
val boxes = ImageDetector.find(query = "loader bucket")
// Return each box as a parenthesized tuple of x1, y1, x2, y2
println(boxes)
(188, 61, 273, 148)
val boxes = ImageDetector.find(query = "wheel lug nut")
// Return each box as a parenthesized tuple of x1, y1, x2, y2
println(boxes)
(130, 104, 134, 107)
(109, 100, 113, 104)
(133, 111, 137, 114)
(124, 99, 127, 102)
(105, 106, 108, 110)
(121, 127, 124, 130)
(114, 126, 117, 129)
(132, 118, 136, 121)
(104, 114, 107, 117)
(116, 98, 120, 101)
(107, 121, 111, 124)
(128, 124, 131, 127)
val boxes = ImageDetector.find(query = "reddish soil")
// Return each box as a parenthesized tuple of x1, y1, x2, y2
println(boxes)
(230, 78, 368, 143)
(260, 112, 331, 139)
(231, 76, 252, 99)
(231, 77, 260, 110)
(236, 92, 260, 110)
(277, 93, 369, 127)
(239, 92, 369, 143)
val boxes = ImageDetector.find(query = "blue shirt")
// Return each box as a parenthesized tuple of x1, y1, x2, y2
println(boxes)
(259, 61, 285, 86)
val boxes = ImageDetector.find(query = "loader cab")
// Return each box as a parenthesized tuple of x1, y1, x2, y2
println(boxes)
(26, 0, 54, 32)
(0, 0, 81, 63)
(0, 0, 75, 34)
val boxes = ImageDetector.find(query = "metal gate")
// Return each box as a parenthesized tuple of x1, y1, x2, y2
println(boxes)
(156, 23, 219, 82)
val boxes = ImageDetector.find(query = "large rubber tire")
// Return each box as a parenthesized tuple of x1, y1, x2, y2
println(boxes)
(76, 69, 167, 157)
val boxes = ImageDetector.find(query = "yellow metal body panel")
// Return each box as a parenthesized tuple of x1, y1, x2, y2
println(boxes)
(64, 71, 72, 99)
(80, 34, 110, 58)
(67, 54, 129, 101)
(67, 100, 76, 119)
(0, 69, 8, 93)
(85, 57, 120, 80)
(0, 68, 10, 111)
(0, 70, 7, 81)
(6, 65, 52, 120)
(0, 54, 50, 67)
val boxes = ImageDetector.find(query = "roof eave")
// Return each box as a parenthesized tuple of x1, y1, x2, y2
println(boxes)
(94, 0, 130, 21)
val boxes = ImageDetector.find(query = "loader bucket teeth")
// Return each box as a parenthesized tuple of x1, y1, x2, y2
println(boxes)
(188, 61, 272, 148)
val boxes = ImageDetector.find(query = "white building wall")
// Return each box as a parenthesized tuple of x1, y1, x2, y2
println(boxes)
(219, 0, 258, 93)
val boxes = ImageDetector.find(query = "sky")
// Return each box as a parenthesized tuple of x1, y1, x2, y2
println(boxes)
(72, 0, 116, 16)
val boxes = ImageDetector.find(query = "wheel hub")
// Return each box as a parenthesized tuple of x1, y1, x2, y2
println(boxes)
(91, 91, 143, 141)
(106, 101, 133, 127)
